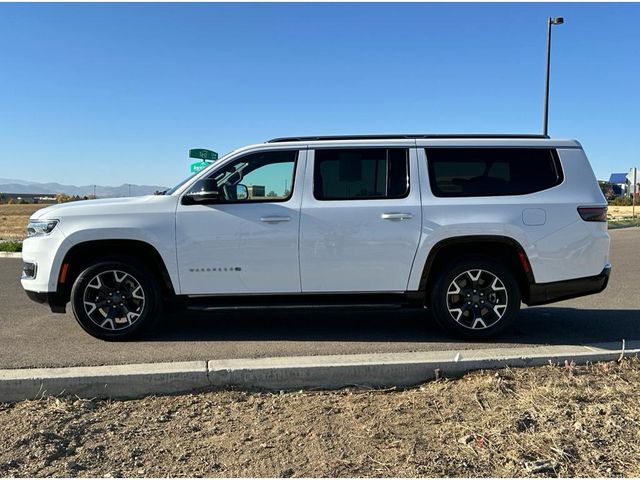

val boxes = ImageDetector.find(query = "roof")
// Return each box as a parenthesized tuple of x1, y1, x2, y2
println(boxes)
(267, 134, 550, 143)
(609, 173, 628, 184)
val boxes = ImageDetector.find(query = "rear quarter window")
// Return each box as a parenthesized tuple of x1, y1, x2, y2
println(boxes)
(425, 148, 563, 197)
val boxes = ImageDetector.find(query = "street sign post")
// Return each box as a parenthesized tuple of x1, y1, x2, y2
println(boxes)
(188, 148, 219, 173)
(189, 149, 218, 161)
(628, 168, 638, 223)
(190, 161, 209, 173)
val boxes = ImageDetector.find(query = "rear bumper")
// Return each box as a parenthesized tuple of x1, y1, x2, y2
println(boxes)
(526, 264, 611, 306)
(24, 290, 67, 313)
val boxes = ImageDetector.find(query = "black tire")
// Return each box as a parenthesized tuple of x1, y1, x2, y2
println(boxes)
(70, 258, 160, 340)
(429, 256, 521, 339)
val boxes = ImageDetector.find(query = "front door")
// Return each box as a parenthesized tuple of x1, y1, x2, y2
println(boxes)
(176, 149, 305, 295)
(299, 147, 422, 292)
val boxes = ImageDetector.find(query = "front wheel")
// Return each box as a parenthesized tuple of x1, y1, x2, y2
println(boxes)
(70, 259, 160, 340)
(429, 257, 521, 339)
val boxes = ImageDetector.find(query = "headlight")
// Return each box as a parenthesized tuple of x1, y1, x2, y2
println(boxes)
(26, 219, 59, 238)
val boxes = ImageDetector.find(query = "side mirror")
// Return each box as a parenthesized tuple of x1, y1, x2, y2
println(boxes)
(236, 184, 249, 201)
(182, 178, 221, 205)
(183, 190, 221, 205)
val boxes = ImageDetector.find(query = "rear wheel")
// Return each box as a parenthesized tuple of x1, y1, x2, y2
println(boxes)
(70, 259, 160, 340)
(429, 257, 521, 338)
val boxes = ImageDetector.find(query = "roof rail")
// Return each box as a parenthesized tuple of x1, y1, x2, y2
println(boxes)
(267, 134, 550, 143)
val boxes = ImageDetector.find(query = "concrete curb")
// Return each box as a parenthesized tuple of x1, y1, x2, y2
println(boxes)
(1, 342, 638, 403)
(608, 224, 640, 230)
(0, 252, 21, 259)
(0, 361, 208, 403)
(208, 341, 640, 390)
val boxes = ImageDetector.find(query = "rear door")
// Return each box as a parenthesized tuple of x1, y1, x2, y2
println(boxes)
(299, 146, 422, 292)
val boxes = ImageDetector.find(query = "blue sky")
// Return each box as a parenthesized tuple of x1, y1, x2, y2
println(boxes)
(0, 2, 638, 187)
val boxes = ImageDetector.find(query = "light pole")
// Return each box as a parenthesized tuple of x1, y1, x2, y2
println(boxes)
(542, 16, 564, 137)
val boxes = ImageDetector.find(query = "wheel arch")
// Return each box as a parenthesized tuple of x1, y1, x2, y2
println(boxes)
(56, 239, 177, 307)
(418, 235, 535, 304)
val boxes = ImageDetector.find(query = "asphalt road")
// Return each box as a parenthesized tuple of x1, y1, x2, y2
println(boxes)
(1, 228, 639, 369)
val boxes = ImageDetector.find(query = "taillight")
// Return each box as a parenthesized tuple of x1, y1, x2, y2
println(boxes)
(578, 206, 608, 222)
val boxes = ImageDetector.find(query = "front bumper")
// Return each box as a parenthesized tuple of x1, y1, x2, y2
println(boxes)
(21, 225, 72, 314)
(526, 264, 611, 306)
(20, 226, 71, 293)
(24, 290, 67, 313)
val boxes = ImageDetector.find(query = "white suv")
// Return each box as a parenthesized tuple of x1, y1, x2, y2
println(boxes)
(21, 135, 611, 340)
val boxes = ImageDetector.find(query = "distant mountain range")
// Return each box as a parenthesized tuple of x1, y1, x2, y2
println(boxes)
(0, 178, 168, 198)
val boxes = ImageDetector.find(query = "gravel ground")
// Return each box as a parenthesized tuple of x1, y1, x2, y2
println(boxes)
(1, 358, 640, 478)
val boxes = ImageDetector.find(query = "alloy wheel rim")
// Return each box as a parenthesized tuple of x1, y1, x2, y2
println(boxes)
(82, 270, 145, 331)
(445, 269, 508, 330)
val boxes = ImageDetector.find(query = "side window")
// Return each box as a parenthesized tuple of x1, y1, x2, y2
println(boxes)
(314, 148, 409, 200)
(200, 150, 297, 202)
(426, 148, 563, 197)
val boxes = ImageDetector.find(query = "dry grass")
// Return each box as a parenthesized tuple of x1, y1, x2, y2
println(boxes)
(608, 205, 638, 219)
(1, 358, 640, 477)
(0, 204, 46, 240)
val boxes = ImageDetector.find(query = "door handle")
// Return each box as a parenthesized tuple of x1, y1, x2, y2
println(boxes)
(381, 213, 413, 221)
(260, 216, 291, 223)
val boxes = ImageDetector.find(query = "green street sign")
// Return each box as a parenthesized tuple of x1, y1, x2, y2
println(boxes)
(189, 148, 218, 161)
(190, 161, 209, 173)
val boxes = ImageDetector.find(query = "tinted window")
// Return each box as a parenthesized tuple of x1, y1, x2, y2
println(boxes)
(314, 148, 409, 200)
(193, 150, 297, 202)
(426, 148, 563, 197)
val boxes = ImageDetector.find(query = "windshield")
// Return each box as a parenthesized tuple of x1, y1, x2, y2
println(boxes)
(164, 172, 200, 195)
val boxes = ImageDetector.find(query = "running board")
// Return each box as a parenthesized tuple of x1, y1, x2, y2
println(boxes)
(185, 293, 415, 312)
(187, 304, 405, 312)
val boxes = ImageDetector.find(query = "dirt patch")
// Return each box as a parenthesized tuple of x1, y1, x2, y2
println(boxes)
(608, 205, 638, 219)
(0, 204, 44, 240)
(1, 358, 639, 478)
